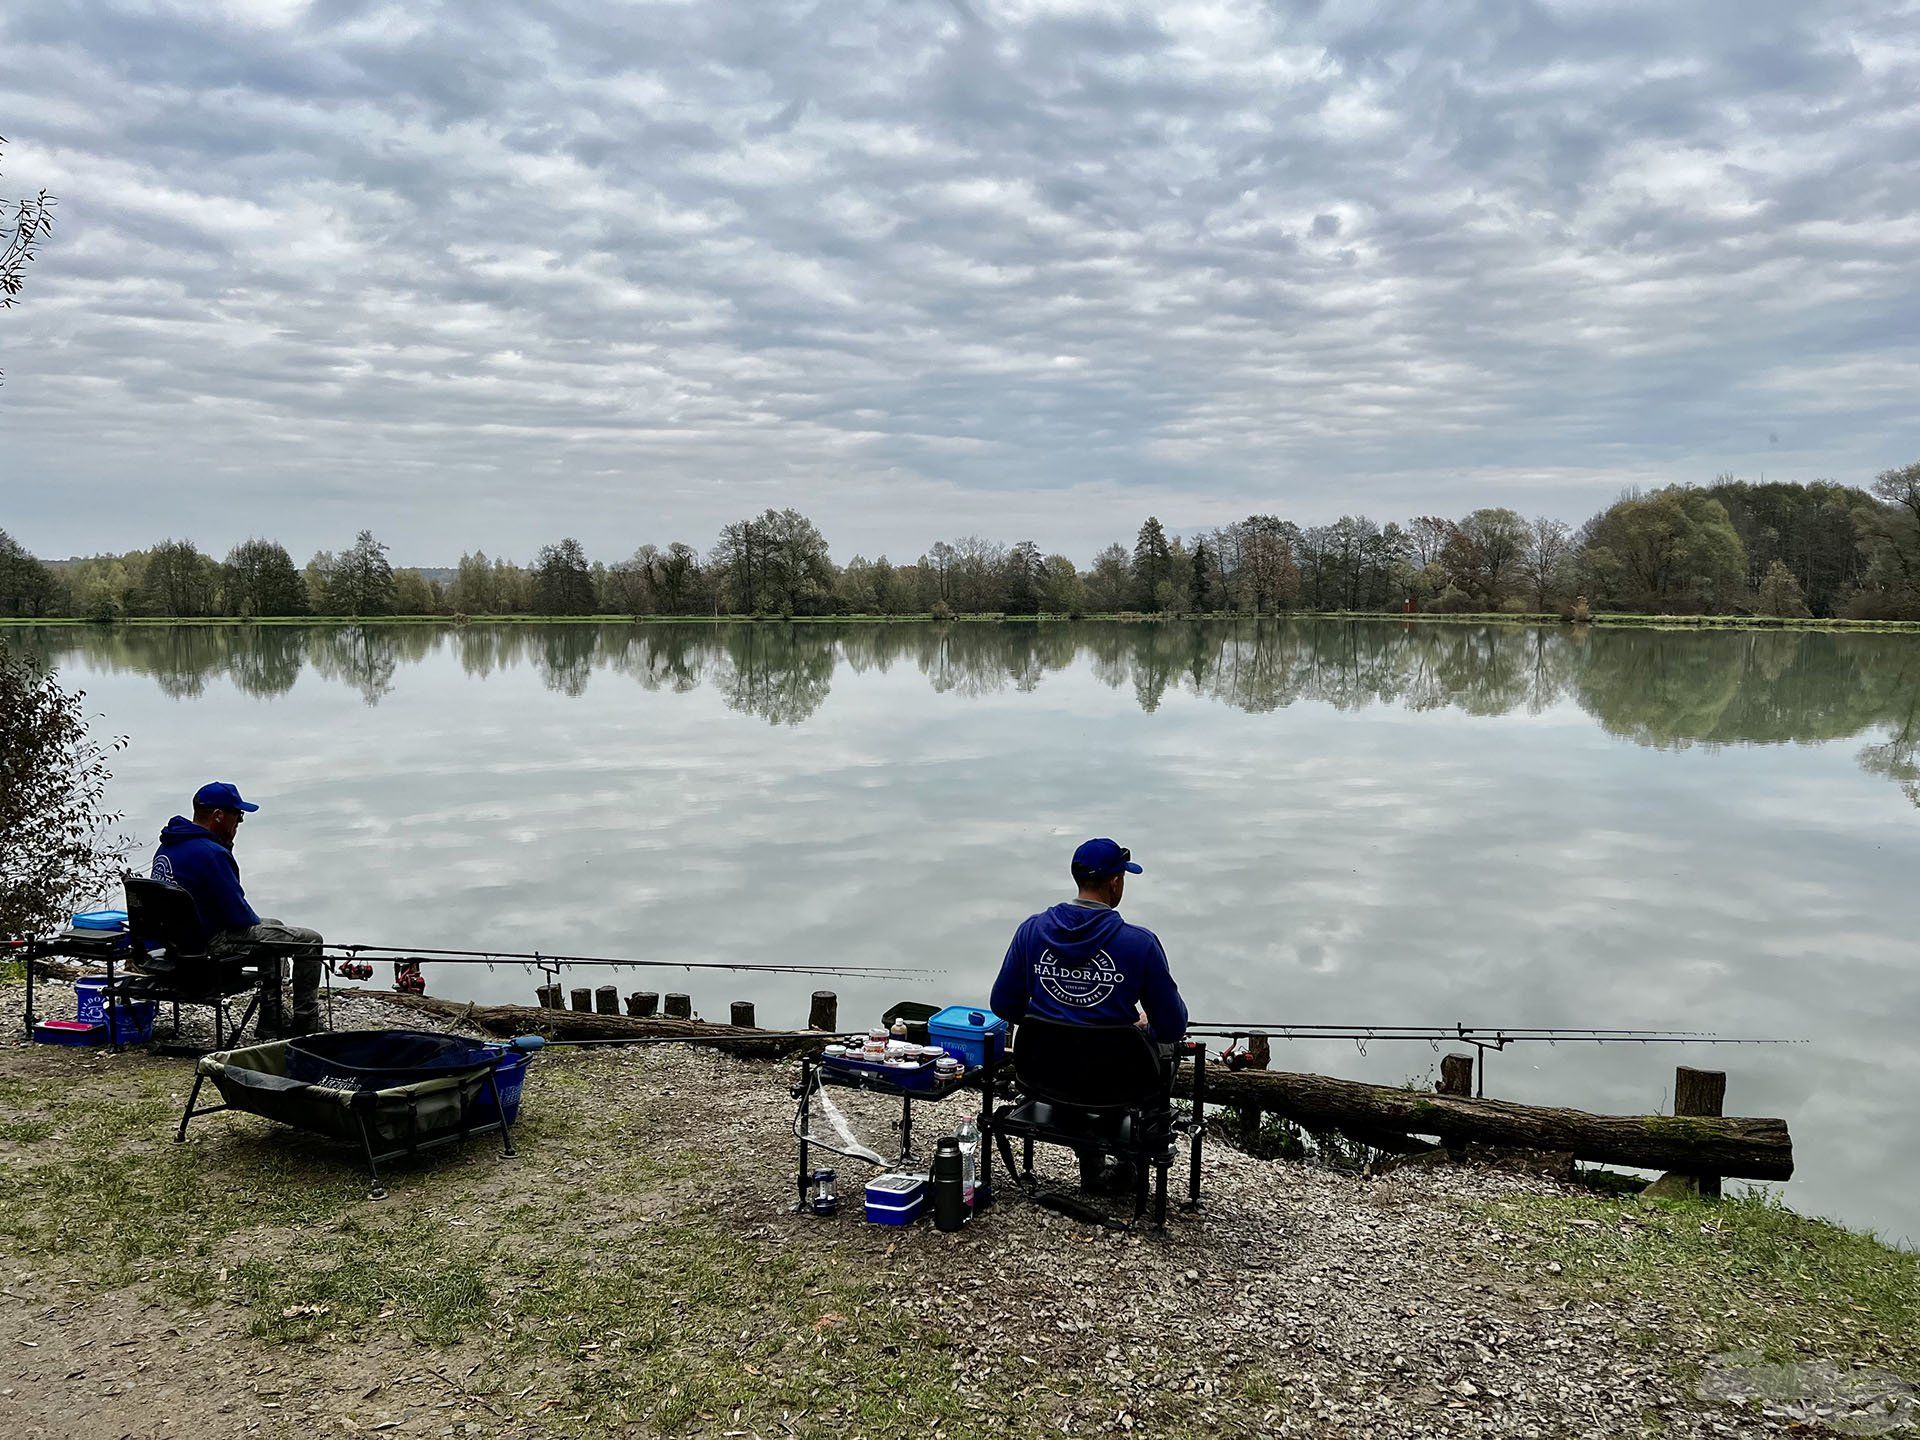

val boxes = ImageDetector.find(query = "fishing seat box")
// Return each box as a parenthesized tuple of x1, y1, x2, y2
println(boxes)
(864, 1173, 927, 1226)
(927, 1007, 1007, 1069)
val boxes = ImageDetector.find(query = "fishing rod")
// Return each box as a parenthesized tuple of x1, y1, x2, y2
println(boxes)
(1184, 1021, 1800, 1046)
(540, 1030, 828, 1049)
(297, 940, 936, 981)
(1183, 1020, 1802, 1097)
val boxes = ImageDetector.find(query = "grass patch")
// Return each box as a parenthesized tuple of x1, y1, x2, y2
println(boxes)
(1485, 1189, 1920, 1378)
(0, 1042, 971, 1435)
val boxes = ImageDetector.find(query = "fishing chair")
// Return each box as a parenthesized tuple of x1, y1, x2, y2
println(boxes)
(989, 1018, 1207, 1231)
(115, 877, 270, 1051)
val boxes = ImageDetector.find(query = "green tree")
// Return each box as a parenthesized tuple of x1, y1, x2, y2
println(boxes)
(143, 538, 217, 616)
(760, 509, 836, 615)
(1040, 554, 1085, 615)
(653, 542, 704, 615)
(1703, 476, 1878, 616)
(0, 529, 55, 616)
(1084, 543, 1132, 612)
(1857, 462, 1920, 618)
(1754, 559, 1811, 618)
(449, 551, 499, 615)
(1189, 535, 1221, 612)
(392, 568, 442, 615)
(1132, 517, 1173, 609)
(532, 537, 596, 615)
(713, 516, 771, 613)
(1577, 488, 1747, 613)
(1441, 508, 1529, 609)
(222, 538, 308, 617)
(0, 640, 129, 938)
(327, 530, 396, 616)
(1003, 540, 1044, 615)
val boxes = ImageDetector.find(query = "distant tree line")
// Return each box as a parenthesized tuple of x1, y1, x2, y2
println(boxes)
(4, 468, 1919, 622)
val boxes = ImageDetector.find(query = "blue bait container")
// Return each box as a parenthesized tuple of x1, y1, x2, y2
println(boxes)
(928, 1006, 1008, 1068)
(70, 909, 129, 931)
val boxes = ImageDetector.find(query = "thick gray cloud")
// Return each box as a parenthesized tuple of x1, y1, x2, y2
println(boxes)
(2, 0, 1916, 563)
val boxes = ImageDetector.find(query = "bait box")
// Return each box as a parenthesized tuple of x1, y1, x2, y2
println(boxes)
(33, 1019, 107, 1047)
(927, 1007, 1007, 1068)
(33, 1002, 157, 1047)
(70, 909, 129, 931)
(819, 1052, 944, 1092)
(864, 1173, 927, 1226)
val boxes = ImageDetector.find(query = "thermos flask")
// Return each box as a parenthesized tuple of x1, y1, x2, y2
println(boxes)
(932, 1137, 967, 1232)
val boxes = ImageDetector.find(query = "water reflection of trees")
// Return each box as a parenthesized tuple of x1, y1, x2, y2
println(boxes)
(24, 620, 1920, 804)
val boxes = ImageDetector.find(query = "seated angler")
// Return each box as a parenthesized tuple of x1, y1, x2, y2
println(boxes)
(990, 837, 1188, 1189)
(151, 782, 326, 1036)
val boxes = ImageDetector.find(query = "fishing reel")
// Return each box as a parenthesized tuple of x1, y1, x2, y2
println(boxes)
(332, 959, 375, 981)
(392, 960, 426, 995)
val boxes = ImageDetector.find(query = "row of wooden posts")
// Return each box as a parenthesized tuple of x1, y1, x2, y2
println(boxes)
(535, 983, 841, 1033)
(523, 983, 1742, 1191)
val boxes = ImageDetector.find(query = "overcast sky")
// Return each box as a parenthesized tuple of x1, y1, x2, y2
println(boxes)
(3, 1, 1917, 565)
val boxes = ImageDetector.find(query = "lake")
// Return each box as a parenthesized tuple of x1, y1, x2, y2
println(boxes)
(15, 619, 1920, 1240)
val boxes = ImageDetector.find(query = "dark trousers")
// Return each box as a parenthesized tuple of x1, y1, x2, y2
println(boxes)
(213, 920, 324, 1032)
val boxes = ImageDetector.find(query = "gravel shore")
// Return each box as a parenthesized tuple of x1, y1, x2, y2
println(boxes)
(3, 980, 1911, 1438)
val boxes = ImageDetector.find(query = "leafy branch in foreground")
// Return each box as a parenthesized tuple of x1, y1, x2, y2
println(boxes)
(0, 135, 55, 310)
(0, 639, 131, 938)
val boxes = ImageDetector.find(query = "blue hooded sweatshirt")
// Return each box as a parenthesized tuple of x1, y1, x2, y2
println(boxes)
(990, 901, 1188, 1043)
(152, 817, 260, 949)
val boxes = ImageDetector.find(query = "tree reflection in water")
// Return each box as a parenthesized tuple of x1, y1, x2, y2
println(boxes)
(18, 620, 1920, 806)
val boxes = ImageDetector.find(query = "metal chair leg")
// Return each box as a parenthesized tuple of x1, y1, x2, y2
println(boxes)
(356, 1115, 388, 1201)
(176, 1073, 205, 1142)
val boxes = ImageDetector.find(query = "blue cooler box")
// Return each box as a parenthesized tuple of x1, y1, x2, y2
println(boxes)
(928, 1006, 1007, 1068)
(864, 1173, 927, 1226)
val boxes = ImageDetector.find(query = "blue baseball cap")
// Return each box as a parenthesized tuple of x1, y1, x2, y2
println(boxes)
(1072, 837, 1142, 879)
(193, 781, 259, 813)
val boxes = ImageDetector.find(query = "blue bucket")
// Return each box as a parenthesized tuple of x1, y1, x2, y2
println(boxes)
(75, 977, 108, 1024)
(470, 1049, 529, 1125)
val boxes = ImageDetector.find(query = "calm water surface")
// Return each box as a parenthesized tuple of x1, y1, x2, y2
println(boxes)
(21, 621, 1920, 1239)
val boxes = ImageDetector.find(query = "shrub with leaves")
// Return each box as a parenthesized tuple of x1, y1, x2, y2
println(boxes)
(0, 640, 131, 939)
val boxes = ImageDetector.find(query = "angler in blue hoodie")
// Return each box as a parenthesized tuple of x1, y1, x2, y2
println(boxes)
(151, 782, 326, 1035)
(992, 838, 1187, 1192)
(991, 837, 1188, 1042)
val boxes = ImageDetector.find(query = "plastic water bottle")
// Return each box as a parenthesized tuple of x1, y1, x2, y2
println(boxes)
(955, 1116, 979, 1206)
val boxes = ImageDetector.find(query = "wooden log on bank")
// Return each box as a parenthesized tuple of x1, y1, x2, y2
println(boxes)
(1172, 1066, 1793, 1181)
(379, 993, 826, 1058)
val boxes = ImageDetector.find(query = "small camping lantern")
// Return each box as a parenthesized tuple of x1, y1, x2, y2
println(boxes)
(808, 1168, 839, 1216)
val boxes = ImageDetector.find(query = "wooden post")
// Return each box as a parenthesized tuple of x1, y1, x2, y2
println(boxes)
(635, 991, 658, 1018)
(624, 992, 645, 1017)
(1674, 1067, 1728, 1199)
(595, 985, 619, 1015)
(808, 990, 838, 1031)
(1438, 1053, 1475, 1097)
(535, 984, 561, 1010)
(731, 1001, 756, 1028)
(664, 992, 692, 1020)
(569, 987, 591, 1013)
